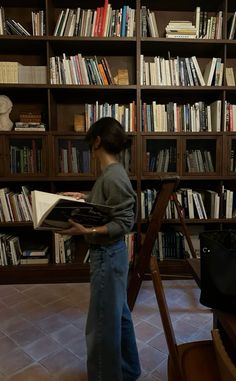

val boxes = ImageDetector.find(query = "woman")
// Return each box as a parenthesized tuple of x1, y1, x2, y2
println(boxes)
(61, 117, 141, 381)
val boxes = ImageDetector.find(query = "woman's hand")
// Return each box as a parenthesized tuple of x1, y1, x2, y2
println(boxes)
(59, 221, 108, 237)
(59, 219, 90, 236)
(63, 192, 87, 200)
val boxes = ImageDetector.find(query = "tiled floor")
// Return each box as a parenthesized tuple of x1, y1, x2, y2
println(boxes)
(0, 278, 212, 381)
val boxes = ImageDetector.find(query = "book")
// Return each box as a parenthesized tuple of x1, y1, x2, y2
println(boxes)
(116, 69, 129, 85)
(14, 122, 46, 131)
(74, 114, 85, 132)
(226, 67, 236, 86)
(228, 11, 236, 39)
(83, 249, 90, 263)
(224, 188, 233, 218)
(20, 255, 49, 264)
(9, 236, 22, 265)
(191, 56, 205, 86)
(204, 190, 219, 218)
(203, 57, 217, 86)
(186, 188, 195, 219)
(14, 127, 45, 131)
(195, 6, 201, 38)
(147, 9, 159, 37)
(214, 58, 223, 86)
(31, 190, 114, 230)
(166, 34, 196, 38)
(0, 187, 11, 222)
(210, 100, 222, 132)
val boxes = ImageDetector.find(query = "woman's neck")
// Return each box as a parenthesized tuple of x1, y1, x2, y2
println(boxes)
(97, 149, 118, 171)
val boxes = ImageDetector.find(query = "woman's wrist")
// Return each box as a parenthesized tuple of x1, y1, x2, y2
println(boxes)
(88, 227, 97, 235)
(87, 225, 108, 236)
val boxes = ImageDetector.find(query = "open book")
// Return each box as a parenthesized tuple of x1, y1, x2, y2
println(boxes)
(31, 190, 113, 230)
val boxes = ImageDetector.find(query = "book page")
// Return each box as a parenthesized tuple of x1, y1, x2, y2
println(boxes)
(31, 190, 84, 228)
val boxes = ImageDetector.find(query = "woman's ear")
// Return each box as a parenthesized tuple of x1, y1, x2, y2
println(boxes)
(94, 136, 101, 150)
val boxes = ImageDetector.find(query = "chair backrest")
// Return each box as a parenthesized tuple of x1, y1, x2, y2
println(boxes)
(212, 329, 236, 381)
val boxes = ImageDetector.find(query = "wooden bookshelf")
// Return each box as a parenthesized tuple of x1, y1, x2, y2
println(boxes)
(0, 0, 236, 283)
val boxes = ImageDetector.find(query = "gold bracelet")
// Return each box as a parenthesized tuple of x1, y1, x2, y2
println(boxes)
(91, 228, 97, 234)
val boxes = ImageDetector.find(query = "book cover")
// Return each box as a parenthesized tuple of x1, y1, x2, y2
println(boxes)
(31, 190, 114, 230)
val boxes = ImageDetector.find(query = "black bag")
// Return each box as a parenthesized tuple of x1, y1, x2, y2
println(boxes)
(199, 230, 236, 312)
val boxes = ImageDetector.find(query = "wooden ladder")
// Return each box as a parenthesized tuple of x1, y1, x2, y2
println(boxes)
(128, 176, 197, 311)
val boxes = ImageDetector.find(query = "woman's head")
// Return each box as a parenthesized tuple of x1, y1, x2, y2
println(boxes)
(85, 117, 128, 154)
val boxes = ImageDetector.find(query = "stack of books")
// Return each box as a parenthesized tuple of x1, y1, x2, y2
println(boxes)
(165, 20, 197, 38)
(0, 62, 47, 84)
(20, 245, 49, 265)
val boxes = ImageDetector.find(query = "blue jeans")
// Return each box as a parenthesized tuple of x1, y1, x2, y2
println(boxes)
(86, 240, 141, 381)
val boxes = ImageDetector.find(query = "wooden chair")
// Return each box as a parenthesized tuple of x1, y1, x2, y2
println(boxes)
(150, 255, 221, 381)
(212, 329, 236, 381)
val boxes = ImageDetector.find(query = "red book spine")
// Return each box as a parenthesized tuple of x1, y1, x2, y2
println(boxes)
(101, 0, 108, 36)
(94, 7, 101, 36)
(97, 7, 104, 37)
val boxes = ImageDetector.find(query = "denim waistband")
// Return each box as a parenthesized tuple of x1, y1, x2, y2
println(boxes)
(90, 239, 124, 250)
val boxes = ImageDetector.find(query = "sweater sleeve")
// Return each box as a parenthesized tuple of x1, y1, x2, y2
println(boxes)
(102, 174, 137, 239)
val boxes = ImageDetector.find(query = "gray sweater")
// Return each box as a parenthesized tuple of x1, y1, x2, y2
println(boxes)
(86, 162, 137, 245)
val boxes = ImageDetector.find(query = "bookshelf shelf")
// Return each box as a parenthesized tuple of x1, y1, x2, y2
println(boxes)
(0, 0, 236, 283)
(159, 218, 236, 224)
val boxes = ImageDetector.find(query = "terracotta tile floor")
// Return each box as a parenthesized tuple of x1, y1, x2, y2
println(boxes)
(0, 279, 212, 381)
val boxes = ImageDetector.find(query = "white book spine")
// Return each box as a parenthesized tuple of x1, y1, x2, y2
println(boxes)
(195, 6, 201, 38)
(191, 56, 205, 86)
(0, 189, 11, 222)
(192, 192, 204, 219)
(60, 8, 70, 36)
